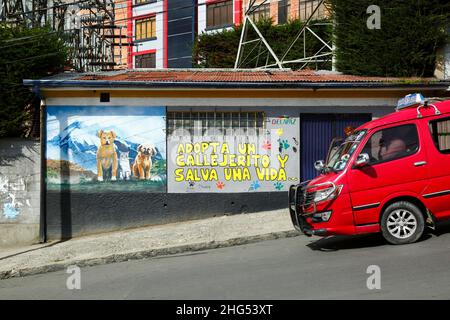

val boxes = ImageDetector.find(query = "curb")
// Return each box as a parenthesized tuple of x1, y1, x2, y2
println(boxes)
(0, 230, 300, 280)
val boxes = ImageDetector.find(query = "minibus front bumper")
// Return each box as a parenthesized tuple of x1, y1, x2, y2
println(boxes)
(288, 183, 329, 237)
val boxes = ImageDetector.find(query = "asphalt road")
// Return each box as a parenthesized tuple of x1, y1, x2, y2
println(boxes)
(2, 222, 450, 300)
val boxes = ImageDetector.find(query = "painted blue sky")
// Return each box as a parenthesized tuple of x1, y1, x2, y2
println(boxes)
(47, 106, 165, 145)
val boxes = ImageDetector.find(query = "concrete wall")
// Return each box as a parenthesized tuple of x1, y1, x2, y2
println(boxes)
(435, 43, 450, 80)
(0, 139, 41, 247)
(46, 191, 286, 239)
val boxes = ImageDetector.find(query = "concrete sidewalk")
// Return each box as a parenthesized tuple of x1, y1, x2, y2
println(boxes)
(0, 209, 299, 280)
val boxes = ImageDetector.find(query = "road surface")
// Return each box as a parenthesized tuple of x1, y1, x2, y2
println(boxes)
(1, 222, 450, 299)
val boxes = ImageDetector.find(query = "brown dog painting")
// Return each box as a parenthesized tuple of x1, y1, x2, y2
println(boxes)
(133, 143, 156, 180)
(97, 130, 118, 181)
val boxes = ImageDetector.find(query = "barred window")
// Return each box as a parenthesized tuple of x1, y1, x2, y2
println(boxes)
(430, 117, 450, 154)
(167, 111, 265, 137)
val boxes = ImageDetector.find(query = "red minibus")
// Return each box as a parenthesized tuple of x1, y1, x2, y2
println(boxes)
(289, 94, 450, 244)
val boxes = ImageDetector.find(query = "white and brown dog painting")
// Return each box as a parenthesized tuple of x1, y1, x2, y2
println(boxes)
(96, 129, 118, 181)
(133, 143, 156, 180)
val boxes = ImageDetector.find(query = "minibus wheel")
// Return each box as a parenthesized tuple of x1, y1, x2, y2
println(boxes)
(380, 201, 425, 245)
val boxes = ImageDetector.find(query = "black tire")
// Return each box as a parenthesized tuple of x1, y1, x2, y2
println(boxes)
(380, 201, 425, 245)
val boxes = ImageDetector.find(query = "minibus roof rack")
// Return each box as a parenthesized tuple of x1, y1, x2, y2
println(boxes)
(396, 93, 442, 118)
(396, 93, 425, 111)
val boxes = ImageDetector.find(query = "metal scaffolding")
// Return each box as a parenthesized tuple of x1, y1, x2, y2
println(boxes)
(234, 0, 333, 70)
(0, 0, 129, 71)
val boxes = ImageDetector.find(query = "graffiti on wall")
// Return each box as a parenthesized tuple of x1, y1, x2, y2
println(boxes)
(174, 142, 289, 183)
(167, 112, 299, 193)
(0, 176, 29, 220)
(46, 106, 167, 192)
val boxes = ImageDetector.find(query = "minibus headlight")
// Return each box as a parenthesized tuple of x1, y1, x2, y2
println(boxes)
(313, 185, 343, 202)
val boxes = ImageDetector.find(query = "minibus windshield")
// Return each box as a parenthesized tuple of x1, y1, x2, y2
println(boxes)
(326, 130, 367, 172)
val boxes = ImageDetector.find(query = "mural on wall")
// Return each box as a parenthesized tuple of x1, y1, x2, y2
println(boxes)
(46, 106, 166, 192)
(167, 111, 299, 193)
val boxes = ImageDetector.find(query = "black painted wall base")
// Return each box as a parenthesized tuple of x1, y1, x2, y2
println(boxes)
(46, 191, 288, 240)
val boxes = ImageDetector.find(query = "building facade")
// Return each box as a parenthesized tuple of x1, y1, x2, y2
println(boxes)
(126, 0, 328, 69)
(24, 69, 450, 241)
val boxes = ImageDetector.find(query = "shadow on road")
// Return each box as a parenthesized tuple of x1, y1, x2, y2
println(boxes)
(430, 220, 450, 237)
(306, 231, 436, 252)
(306, 220, 450, 252)
(306, 234, 387, 252)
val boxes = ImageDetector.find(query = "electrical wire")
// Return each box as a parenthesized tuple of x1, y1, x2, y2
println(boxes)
(3, 52, 63, 64)
(1, 0, 325, 68)
(0, 15, 214, 64)
(0, 0, 223, 59)
(4, 0, 227, 21)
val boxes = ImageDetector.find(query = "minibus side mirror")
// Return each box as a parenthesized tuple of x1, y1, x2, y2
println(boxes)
(314, 160, 325, 172)
(355, 153, 370, 168)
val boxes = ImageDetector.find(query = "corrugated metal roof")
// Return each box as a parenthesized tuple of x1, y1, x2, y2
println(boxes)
(24, 69, 450, 90)
(75, 69, 404, 83)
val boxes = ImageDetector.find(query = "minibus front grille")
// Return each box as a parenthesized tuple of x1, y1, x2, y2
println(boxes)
(304, 191, 316, 206)
(290, 181, 336, 217)
(289, 183, 315, 212)
(296, 188, 305, 207)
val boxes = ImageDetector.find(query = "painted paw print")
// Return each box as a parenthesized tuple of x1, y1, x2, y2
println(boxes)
(274, 182, 284, 191)
(262, 140, 272, 151)
(276, 128, 283, 136)
(278, 140, 290, 153)
(216, 181, 225, 190)
(249, 181, 261, 191)
(280, 140, 290, 150)
(188, 180, 195, 187)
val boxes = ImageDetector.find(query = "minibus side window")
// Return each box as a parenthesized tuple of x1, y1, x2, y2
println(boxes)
(429, 117, 450, 154)
(361, 124, 419, 165)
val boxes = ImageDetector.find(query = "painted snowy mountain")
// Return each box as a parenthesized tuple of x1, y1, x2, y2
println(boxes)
(47, 120, 164, 173)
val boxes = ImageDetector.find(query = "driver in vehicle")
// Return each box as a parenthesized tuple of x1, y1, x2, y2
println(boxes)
(379, 137, 407, 161)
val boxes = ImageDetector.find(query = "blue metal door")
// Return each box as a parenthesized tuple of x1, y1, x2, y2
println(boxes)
(300, 113, 372, 181)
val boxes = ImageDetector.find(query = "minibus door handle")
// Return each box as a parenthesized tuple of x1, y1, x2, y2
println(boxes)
(414, 161, 427, 167)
